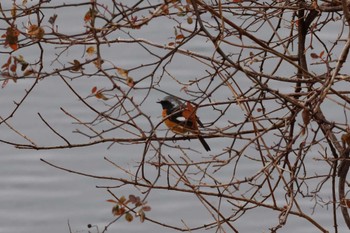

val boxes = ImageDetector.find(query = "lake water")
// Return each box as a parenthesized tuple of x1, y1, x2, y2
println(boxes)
(0, 1, 348, 232)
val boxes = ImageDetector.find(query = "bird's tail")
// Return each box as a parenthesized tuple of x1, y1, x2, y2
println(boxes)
(198, 135, 211, 151)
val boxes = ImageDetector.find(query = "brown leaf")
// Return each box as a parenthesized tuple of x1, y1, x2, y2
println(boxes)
(27, 24, 45, 39)
(95, 92, 108, 100)
(2, 79, 9, 88)
(106, 199, 117, 203)
(11, 4, 17, 18)
(48, 14, 58, 25)
(187, 17, 193, 24)
(86, 46, 96, 56)
(319, 50, 325, 58)
(126, 77, 135, 87)
(70, 60, 82, 71)
(128, 194, 137, 204)
(310, 53, 319, 59)
(125, 212, 133, 222)
(341, 133, 350, 147)
(112, 205, 125, 216)
(10, 64, 17, 72)
(117, 67, 128, 78)
(23, 69, 35, 76)
(142, 206, 151, 212)
(175, 34, 184, 40)
(301, 109, 311, 136)
(5, 27, 19, 50)
(91, 86, 97, 94)
(138, 210, 145, 223)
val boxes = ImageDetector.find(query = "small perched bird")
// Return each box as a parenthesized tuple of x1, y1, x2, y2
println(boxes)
(158, 96, 211, 151)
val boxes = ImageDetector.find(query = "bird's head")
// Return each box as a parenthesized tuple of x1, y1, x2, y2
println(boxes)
(157, 96, 183, 110)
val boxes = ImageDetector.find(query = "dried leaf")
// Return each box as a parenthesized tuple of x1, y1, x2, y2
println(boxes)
(301, 108, 311, 136)
(27, 24, 45, 39)
(2, 79, 9, 88)
(106, 199, 117, 203)
(93, 58, 103, 69)
(319, 50, 325, 58)
(10, 64, 17, 72)
(112, 205, 125, 216)
(187, 17, 193, 24)
(86, 46, 96, 56)
(142, 205, 151, 212)
(125, 212, 133, 222)
(341, 198, 350, 208)
(84, 8, 96, 22)
(11, 4, 17, 18)
(23, 69, 34, 76)
(4, 27, 19, 50)
(138, 210, 145, 223)
(161, 5, 169, 15)
(117, 67, 128, 78)
(20, 62, 29, 71)
(129, 194, 137, 204)
(302, 109, 310, 126)
(70, 60, 82, 71)
(312, 0, 319, 9)
(175, 34, 184, 40)
(48, 14, 58, 25)
(126, 77, 135, 87)
(2, 56, 12, 70)
(95, 92, 108, 100)
(91, 86, 97, 94)
(341, 133, 350, 147)
(310, 53, 319, 59)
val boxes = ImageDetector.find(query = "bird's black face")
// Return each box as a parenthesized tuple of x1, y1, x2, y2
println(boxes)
(158, 100, 174, 110)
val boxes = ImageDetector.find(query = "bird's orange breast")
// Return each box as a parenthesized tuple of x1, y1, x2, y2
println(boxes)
(162, 109, 189, 134)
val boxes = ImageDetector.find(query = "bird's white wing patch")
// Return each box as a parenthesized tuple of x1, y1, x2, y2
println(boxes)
(175, 116, 186, 122)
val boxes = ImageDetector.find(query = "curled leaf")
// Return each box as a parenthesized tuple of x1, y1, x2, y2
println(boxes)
(126, 77, 135, 87)
(138, 210, 145, 223)
(319, 50, 325, 58)
(4, 27, 20, 50)
(187, 17, 193, 24)
(117, 67, 128, 78)
(70, 60, 83, 71)
(91, 86, 97, 94)
(129, 195, 137, 204)
(175, 34, 184, 40)
(23, 69, 35, 76)
(341, 133, 350, 147)
(27, 24, 45, 39)
(125, 212, 133, 222)
(112, 205, 125, 216)
(10, 64, 17, 72)
(86, 46, 96, 56)
(11, 4, 17, 18)
(49, 14, 58, 25)
(2, 79, 9, 89)
(310, 53, 319, 59)
(95, 92, 108, 100)
(84, 8, 97, 22)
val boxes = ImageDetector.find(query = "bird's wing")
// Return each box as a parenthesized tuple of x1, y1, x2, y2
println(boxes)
(168, 107, 196, 129)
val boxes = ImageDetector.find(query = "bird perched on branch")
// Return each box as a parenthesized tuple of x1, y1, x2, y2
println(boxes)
(158, 96, 211, 151)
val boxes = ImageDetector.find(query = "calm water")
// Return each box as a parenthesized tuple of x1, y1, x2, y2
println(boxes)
(0, 1, 348, 233)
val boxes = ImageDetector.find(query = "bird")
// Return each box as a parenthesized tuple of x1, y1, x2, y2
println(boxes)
(158, 96, 211, 151)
